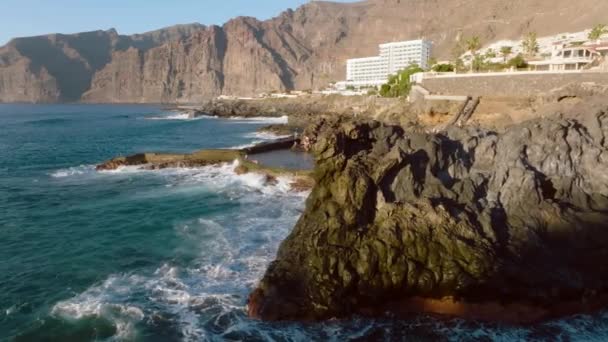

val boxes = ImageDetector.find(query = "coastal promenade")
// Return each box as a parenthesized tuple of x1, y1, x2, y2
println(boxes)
(419, 70, 608, 97)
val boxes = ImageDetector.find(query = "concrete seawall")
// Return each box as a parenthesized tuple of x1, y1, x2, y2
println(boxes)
(420, 71, 608, 97)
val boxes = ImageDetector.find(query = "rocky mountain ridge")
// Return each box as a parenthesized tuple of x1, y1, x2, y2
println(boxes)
(2, 0, 608, 103)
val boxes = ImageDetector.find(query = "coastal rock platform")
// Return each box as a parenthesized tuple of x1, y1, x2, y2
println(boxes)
(96, 138, 315, 190)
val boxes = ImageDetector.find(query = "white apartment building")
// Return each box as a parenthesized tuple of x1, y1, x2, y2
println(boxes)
(344, 39, 432, 88)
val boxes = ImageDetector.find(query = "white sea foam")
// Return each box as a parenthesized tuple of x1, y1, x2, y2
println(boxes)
(50, 165, 96, 178)
(227, 115, 288, 124)
(228, 130, 292, 149)
(97, 165, 149, 175)
(228, 142, 263, 150)
(120, 160, 308, 196)
(49, 161, 309, 339)
(52, 275, 146, 340)
(145, 112, 204, 121)
(51, 164, 153, 180)
(145, 113, 288, 123)
(5, 305, 16, 316)
(244, 131, 292, 140)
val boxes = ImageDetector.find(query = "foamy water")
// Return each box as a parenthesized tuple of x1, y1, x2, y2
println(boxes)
(145, 113, 202, 121)
(227, 115, 289, 124)
(144, 113, 288, 125)
(49, 163, 309, 340)
(50, 164, 97, 178)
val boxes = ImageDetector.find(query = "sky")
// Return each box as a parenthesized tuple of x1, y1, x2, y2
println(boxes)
(0, 0, 356, 45)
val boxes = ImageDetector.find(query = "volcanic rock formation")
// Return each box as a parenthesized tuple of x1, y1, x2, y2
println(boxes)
(248, 105, 608, 323)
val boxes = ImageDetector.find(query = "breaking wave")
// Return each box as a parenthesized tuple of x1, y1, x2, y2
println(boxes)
(227, 115, 288, 124)
(49, 161, 308, 340)
(244, 131, 292, 140)
(145, 113, 203, 121)
(50, 165, 96, 178)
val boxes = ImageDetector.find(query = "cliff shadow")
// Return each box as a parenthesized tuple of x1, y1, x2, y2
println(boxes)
(252, 28, 296, 90)
(14, 34, 113, 102)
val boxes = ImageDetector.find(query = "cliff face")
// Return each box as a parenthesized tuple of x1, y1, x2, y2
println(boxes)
(0, 45, 59, 103)
(82, 27, 226, 103)
(0, 25, 205, 103)
(2, 0, 608, 103)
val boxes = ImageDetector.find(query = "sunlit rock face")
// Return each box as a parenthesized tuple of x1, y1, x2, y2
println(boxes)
(249, 108, 608, 323)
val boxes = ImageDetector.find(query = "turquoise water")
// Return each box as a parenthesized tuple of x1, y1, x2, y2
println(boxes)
(2, 104, 608, 341)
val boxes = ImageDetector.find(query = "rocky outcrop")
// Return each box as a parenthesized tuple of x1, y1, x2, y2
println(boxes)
(95, 150, 242, 171)
(249, 105, 608, 323)
(3, 0, 608, 103)
(192, 95, 416, 127)
(96, 141, 315, 190)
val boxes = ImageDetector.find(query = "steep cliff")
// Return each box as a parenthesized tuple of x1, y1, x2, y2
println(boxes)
(2, 0, 608, 103)
(0, 25, 205, 103)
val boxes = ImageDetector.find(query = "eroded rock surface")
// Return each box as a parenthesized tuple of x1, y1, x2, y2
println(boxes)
(249, 105, 608, 323)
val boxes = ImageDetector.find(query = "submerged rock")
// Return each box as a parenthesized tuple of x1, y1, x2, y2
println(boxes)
(249, 106, 608, 323)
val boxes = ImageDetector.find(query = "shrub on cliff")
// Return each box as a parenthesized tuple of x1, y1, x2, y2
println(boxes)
(379, 84, 392, 97)
(379, 64, 424, 98)
(522, 32, 539, 57)
(507, 54, 528, 69)
(431, 63, 455, 72)
(589, 24, 608, 40)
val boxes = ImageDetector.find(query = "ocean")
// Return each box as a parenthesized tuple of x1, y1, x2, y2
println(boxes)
(1, 104, 608, 341)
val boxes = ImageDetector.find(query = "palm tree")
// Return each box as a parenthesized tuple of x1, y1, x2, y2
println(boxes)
(500, 46, 513, 63)
(522, 32, 539, 57)
(465, 36, 481, 72)
(589, 24, 608, 41)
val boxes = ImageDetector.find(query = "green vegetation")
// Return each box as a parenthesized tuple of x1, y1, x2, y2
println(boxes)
(427, 57, 438, 70)
(451, 41, 466, 60)
(464, 36, 482, 72)
(522, 32, 539, 57)
(507, 53, 528, 69)
(484, 48, 497, 59)
(379, 64, 424, 98)
(471, 54, 486, 72)
(367, 88, 378, 96)
(345, 85, 356, 91)
(465, 36, 482, 54)
(454, 58, 466, 72)
(500, 46, 513, 62)
(447, 37, 532, 73)
(432, 63, 455, 72)
(589, 24, 608, 40)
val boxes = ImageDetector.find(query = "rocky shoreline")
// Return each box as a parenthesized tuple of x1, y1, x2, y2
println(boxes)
(175, 95, 417, 127)
(246, 99, 608, 323)
(117, 86, 608, 324)
(96, 137, 315, 190)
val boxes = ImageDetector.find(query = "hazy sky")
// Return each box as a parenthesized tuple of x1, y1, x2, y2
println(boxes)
(0, 0, 356, 45)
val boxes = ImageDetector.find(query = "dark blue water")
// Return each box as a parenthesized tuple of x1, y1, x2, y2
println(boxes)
(1, 104, 608, 341)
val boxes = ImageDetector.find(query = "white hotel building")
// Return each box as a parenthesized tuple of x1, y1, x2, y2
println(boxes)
(343, 39, 432, 88)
